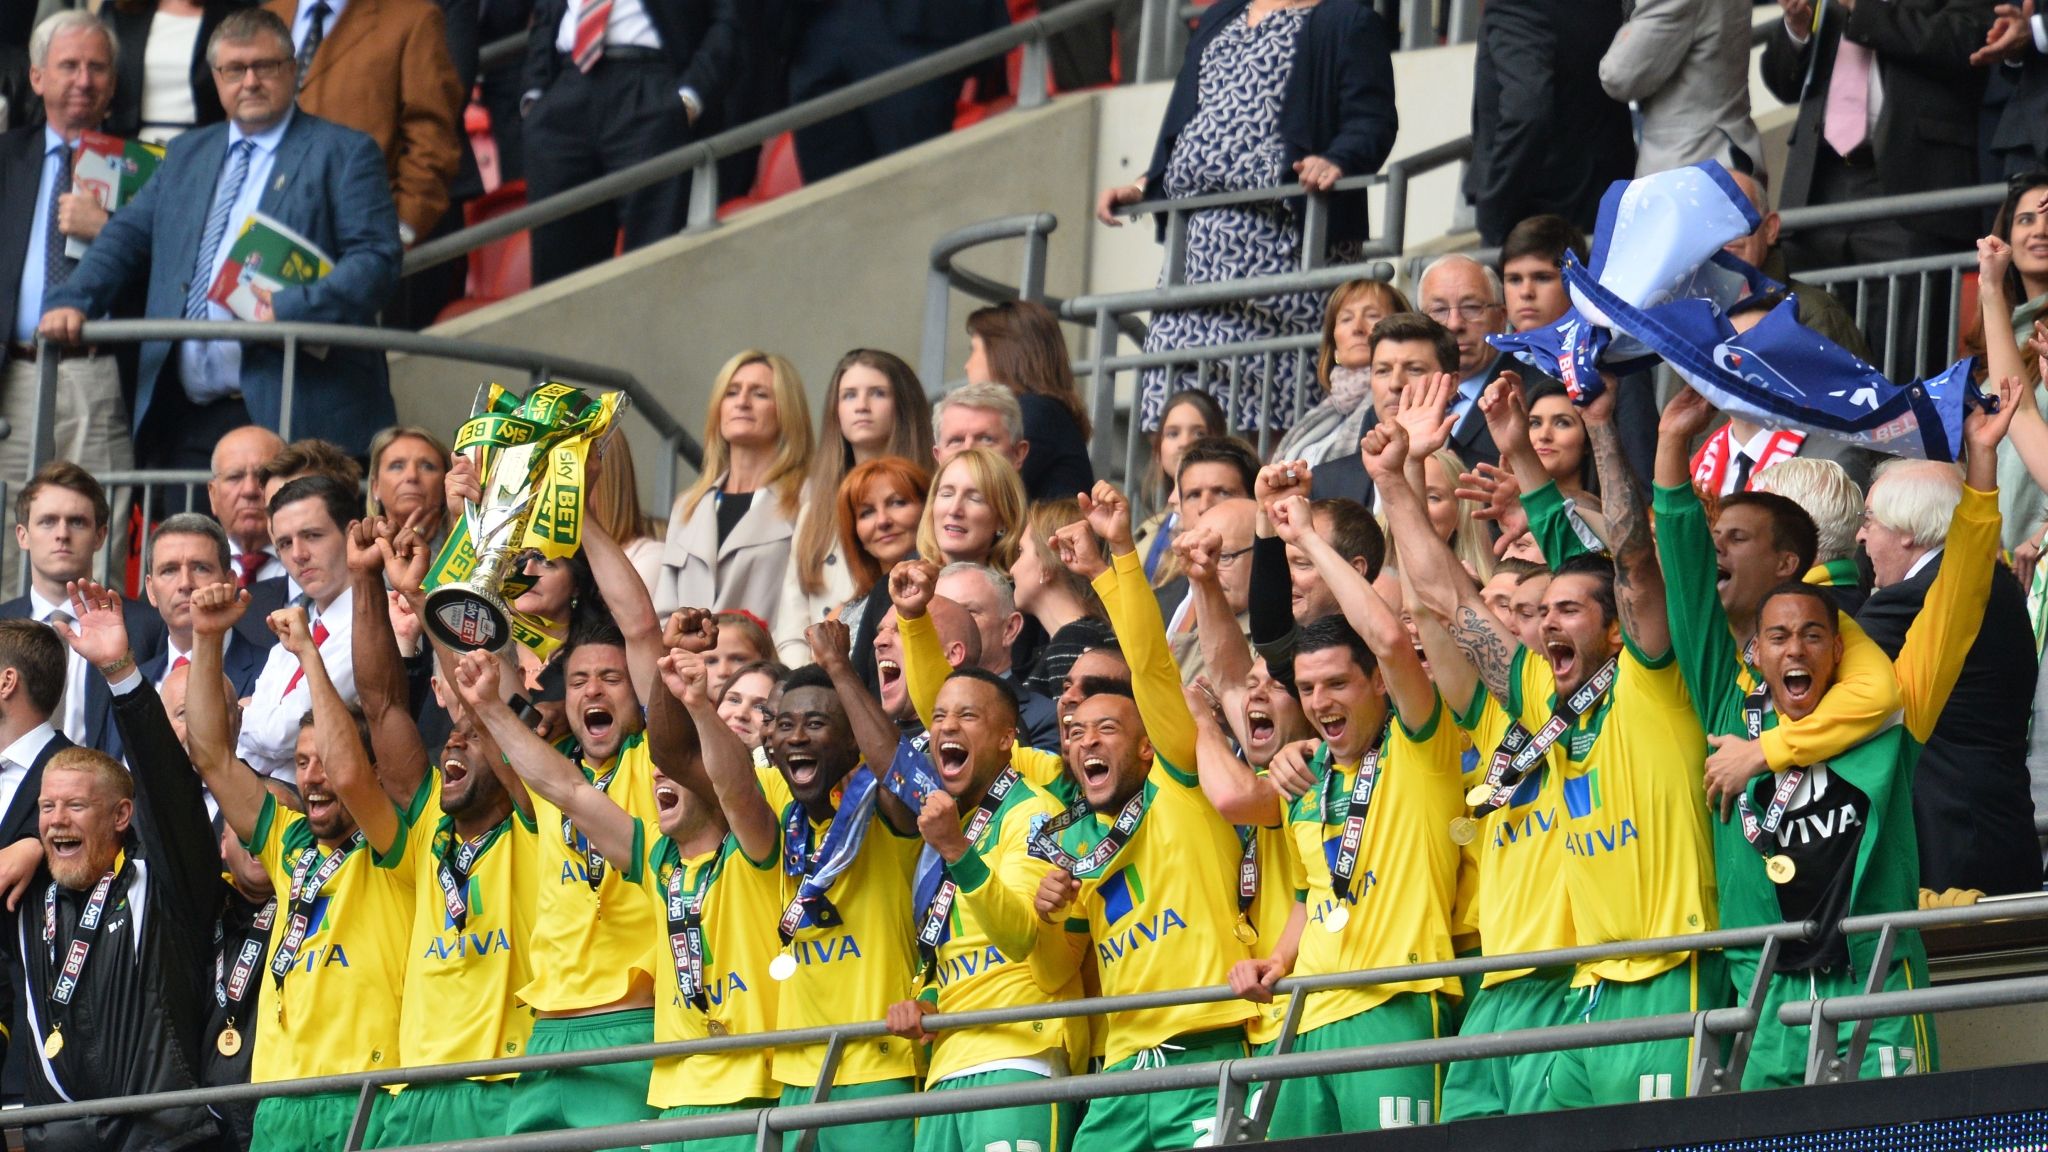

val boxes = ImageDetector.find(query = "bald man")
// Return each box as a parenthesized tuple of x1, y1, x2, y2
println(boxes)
(875, 593, 979, 734)
(208, 426, 289, 589)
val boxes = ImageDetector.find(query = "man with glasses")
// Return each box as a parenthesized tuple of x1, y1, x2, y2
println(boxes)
(209, 425, 288, 589)
(40, 7, 402, 471)
(1414, 255, 1509, 473)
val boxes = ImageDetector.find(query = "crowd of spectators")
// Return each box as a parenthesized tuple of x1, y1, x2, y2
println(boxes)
(0, 2, 2046, 1152)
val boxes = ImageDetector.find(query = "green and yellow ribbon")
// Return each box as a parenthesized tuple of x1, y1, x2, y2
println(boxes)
(424, 382, 626, 660)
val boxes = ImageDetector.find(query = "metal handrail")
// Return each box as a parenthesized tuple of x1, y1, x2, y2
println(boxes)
(477, 30, 523, 72)
(29, 894, 2048, 1142)
(1776, 183, 2005, 235)
(30, 320, 703, 507)
(401, 0, 1130, 279)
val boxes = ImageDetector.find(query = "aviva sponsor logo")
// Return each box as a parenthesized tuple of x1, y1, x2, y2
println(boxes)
(792, 934, 863, 966)
(1094, 864, 1185, 967)
(1562, 768, 1638, 857)
(934, 945, 1009, 987)
(671, 971, 751, 1008)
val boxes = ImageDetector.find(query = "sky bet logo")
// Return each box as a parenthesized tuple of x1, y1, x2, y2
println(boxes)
(1095, 865, 1186, 968)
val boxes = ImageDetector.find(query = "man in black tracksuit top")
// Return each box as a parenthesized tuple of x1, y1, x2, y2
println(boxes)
(0, 590, 221, 1151)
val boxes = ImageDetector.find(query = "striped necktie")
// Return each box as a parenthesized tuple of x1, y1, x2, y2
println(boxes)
(572, 0, 611, 73)
(45, 143, 75, 291)
(297, 2, 331, 89)
(186, 140, 254, 321)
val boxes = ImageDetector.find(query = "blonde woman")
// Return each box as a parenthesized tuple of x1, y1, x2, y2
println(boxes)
(915, 446, 1025, 572)
(366, 425, 451, 545)
(1383, 448, 1498, 585)
(655, 351, 813, 623)
(774, 349, 933, 662)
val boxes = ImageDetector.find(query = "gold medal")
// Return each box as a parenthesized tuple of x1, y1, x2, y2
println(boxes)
(769, 952, 798, 982)
(1765, 854, 1797, 885)
(217, 1025, 243, 1057)
(1233, 918, 1258, 945)
(1448, 816, 1479, 846)
(1465, 784, 1493, 808)
(1324, 905, 1351, 934)
(706, 1020, 728, 1038)
(42, 1027, 61, 1060)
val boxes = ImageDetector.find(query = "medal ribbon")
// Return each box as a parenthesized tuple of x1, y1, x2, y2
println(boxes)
(1318, 721, 1390, 904)
(1471, 656, 1619, 813)
(665, 840, 726, 1011)
(215, 896, 277, 1009)
(1235, 826, 1259, 915)
(916, 767, 1021, 970)
(1736, 684, 1805, 860)
(562, 764, 619, 891)
(1027, 786, 1147, 877)
(438, 816, 508, 931)
(43, 853, 129, 1008)
(269, 832, 363, 990)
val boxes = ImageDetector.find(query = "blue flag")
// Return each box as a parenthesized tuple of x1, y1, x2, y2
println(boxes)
(1490, 162, 1763, 399)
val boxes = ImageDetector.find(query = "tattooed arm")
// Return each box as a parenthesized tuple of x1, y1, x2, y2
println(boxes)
(1584, 381, 1670, 661)
(1366, 423, 1521, 705)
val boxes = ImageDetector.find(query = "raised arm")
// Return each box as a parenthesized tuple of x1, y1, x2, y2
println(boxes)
(809, 619, 916, 835)
(456, 650, 639, 865)
(184, 584, 274, 846)
(1248, 460, 1314, 657)
(1270, 494, 1435, 730)
(1173, 526, 1256, 730)
(351, 517, 430, 805)
(1976, 236, 2048, 494)
(581, 506, 662, 704)
(1083, 481, 1196, 771)
(1185, 682, 1283, 826)
(1583, 382, 1670, 660)
(645, 608, 712, 799)
(1370, 422, 1519, 704)
(890, 559, 949, 732)
(273, 604, 405, 854)
(657, 646, 779, 862)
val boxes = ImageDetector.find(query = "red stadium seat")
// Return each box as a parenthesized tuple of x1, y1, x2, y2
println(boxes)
(1959, 271, 1980, 360)
(717, 133, 804, 220)
(434, 180, 532, 323)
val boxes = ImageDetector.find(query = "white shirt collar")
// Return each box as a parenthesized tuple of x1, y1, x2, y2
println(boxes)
(229, 107, 294, 154)
(26, 588, 68, 623)
(1904, 546, 1943, 582)
(0, 721, 58, 772)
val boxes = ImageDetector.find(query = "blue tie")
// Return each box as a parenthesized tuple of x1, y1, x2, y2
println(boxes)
(44, 143, 75, 291)
(186, 140, 254, 320)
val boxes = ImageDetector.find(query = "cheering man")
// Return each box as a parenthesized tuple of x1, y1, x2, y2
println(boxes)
(186, 582, 413, 1152)
(5, 586, 220, 1151)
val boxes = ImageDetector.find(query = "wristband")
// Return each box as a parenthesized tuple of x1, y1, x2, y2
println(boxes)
(97, 653, 134, 679)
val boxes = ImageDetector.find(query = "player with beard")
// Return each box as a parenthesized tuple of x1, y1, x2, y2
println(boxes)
(316, 517, 538, 1148)
(1374, 405, 1722, 1109)
(1224, 492, 1464, 1136)
(880, 660, 1081, 1152)
(1652, 379, 2024, 1086)
(1027, 481, 1253, 1152)
(671, 625, 923, 1150)
(3, 586, 222, 1151)
(464, 639, 780, 1152)
(186, 584, 414, 1151)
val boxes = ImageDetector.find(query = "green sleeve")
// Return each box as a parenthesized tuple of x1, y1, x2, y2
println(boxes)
(1524, 480, 1592, 567)
(1651, 482, 1744, 734)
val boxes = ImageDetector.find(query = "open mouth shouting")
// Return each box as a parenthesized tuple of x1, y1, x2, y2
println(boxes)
(877, 659, 902, 692)
(581, 704, 617, 745)
(654, 779, 682, 813)
(441, 754, 470, 790)
(935, 740, 971, 781)
(783, 752, 821, 789)
(304, 788, 340, 826)
(1245, 708, 1276, 746)
(1079, 754, 1112, 788)
(1777, 666, 1817, 709)
(44, 831, 82, 863)
(1314, 710, 1348, 745)
(1544, 639, 1577, 683)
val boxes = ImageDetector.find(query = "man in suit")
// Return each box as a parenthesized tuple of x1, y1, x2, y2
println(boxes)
(139, 513, 265, 697)
(210, 424, 288, 592)
(234, 474, 357, 786)
(787, 0, 1010, 183)
(0, 462, 165, 763)
(1857, 458, 2044, 898)
(1466, 0, 1635, 245)
(1762, 0, 1992, 368)
(264, 0, 462, 250)
(0, 14, 134, 586)
(1599, 0, 1764, 178)
(39, 7, 402, 468)
(519, 0, 743, 284)
(1311, 294, 1491, 506)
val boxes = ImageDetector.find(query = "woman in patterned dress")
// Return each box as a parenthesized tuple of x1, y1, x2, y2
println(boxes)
(1100, 0, 1399, 435)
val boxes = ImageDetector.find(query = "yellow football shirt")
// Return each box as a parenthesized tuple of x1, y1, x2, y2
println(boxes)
(628, 828, 782, 1107)
(758, 765, 923, 1087)
(245, 789, 418, 1081)
(1455, 681, 1576, 988)
(391, 776, 540, 1077)
(1282, 695, 1465, 1033)
(519, 731, 663, 1012)
(923, 776, 1082, 1083)
(1507, 643, 1716, 986)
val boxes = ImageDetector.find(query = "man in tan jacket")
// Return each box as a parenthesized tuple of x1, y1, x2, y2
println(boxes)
(264, 0, 462, 247)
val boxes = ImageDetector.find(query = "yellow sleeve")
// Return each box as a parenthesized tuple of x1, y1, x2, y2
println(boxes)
(1011, 745, 1067, 792)
(1759, 614, 1902, 771)
(1898, 485, 2000, 742)
(1098, 550, 1195, 774)
(900, 611, 948, 734)
(952, 799, 1062, 978)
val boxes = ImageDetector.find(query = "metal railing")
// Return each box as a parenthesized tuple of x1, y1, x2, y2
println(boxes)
(19, 894, 2048, 1152)
(20, 321, 702, 594)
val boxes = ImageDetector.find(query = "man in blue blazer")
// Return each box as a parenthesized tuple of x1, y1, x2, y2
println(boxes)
(135, 513, 266, 699)
(39, 8, 401, 470)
